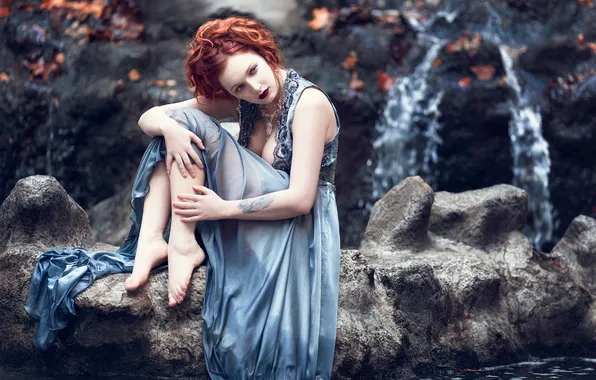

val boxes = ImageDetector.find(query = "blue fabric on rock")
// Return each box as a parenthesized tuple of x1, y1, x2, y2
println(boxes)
(25, 69, 341, 379)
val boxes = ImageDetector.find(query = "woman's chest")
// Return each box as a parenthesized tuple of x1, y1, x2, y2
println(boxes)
(246, 118, 280, 166)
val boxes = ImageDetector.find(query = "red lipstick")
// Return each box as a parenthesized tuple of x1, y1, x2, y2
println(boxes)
(259, 88, 269, 100)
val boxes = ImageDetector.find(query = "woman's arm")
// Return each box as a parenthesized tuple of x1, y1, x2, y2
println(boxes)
(226, 90, 330, 219)
(173, 89, 334, 221)
(138, 96, 238, 137)
(137, 96, 238, 177)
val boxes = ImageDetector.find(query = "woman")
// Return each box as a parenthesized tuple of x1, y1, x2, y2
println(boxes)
(26, 16, 340, 379)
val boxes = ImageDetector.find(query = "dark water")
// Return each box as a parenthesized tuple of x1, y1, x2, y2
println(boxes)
(2, 357, 596, 379)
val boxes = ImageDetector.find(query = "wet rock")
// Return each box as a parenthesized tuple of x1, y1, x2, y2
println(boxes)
(2, 176, 596, 377)
(552, 215, 596, 294)
(361, 176, 434, 254)
(429, 184, 527, 251)
(0, 176, 94, 252)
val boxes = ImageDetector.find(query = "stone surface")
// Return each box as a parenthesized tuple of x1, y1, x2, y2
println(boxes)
(2, 176, 596, 378)
(429, 184, 528, 251)
(0, 176, 94, 252)
(552, 215, 596, 295)
(361, 176, 433, 254)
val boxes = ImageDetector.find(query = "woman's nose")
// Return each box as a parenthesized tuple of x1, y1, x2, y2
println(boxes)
(247, 79, 261, 92)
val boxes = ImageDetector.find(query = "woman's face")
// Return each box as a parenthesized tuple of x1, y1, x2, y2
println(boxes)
(219, 51, 279, 105)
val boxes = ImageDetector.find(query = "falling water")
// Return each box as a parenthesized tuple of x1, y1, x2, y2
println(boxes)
(371, 41, 444, 200)
(499, 46, 554, 248)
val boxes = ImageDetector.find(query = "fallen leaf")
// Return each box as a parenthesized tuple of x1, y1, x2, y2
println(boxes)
(446, 32, 482, 56)
(150, 79, 166, 87)
(128, 69, 141, 81)
(342, 54, 358, 71)
(578, 33, 585, 45)
(0, 0, 10, 17)
(166, 79, 177, 87)
(54, 52, 66, 64)
(377, 71, 396, 92)
(0, 72, 9, 82)
(308, 7, 332, 31)
(470, 65, 496, 80)
(458, 77, 472, 88)
(167, 89, 177, 97)
(52, 97, 59, 107)
(579, 0, 594, 7)
(350, 72, 364, 90)
(41, 0, 106, 20)
(432, 57, 442, 68)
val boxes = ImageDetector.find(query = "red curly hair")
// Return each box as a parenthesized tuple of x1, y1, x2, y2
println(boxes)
(185, 17, 283, 100)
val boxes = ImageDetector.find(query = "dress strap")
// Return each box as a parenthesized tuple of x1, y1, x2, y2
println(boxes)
(237, 100, 259, 148)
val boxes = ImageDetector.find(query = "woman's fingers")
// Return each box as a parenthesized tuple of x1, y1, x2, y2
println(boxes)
(181, 216, 201, 223)
(174, 209, 197, 217)
(166, 154, 173, 175)
(174, 153, 188, 178)
(172, 200, 197, 209)
(191, 134, 205, 150)
(176, 193, 201, 202)
(188, 149, 203, 170)
(192, 185, 211, 194)
(182, 154, 195, 178)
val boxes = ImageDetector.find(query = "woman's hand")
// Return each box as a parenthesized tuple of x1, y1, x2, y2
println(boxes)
(163, 120, 206, 178)
(173, 185, 229, 221)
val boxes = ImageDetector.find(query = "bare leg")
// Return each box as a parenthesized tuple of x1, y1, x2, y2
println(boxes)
(124, 162, 170, 291)
(167, 163, 206, 307)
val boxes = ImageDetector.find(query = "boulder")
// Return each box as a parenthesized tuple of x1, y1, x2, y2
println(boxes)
(2, 175, 596, 378)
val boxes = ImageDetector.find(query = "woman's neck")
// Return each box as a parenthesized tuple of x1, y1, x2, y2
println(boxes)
(263, 68, 287, 114)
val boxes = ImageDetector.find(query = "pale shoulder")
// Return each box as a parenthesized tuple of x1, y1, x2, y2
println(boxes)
(294, 87, 333, 119)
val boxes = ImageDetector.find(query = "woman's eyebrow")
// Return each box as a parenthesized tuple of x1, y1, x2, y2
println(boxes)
(231, 63, 255, 92)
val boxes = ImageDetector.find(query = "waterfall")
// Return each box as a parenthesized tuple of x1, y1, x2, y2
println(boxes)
(499, 46, 554, 248)
(371, 41, 444, 200)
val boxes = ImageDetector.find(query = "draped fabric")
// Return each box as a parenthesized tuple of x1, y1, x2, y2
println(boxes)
(25, 69, 341, 379)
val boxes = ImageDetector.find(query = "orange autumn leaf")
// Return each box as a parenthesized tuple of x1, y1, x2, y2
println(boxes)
(377, 71, 396, 92)
(41, 0, 106, 19)
(150, 79, 166, 87)
(308, 7, 332, 31)
(432, 57, 442, 68)
(128, 69, 141, 81)
(350, 72, 364, 90)
(579, 0, 594, 7)
(342, 55, 358, 71)
(0, 72, 9, 82)
(446, 32, 482, 55)
(577, 33, 596, 53)
(54, 52, 66, 64)
(0, 0, 10, 17)
(470, 65, 496, 80)
(458, 77, 472, 88)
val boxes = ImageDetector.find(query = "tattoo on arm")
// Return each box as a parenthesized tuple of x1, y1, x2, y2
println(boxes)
(238, 194, 275, 214)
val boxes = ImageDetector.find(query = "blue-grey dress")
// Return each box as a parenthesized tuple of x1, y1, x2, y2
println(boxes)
(25, 68, 341, 379)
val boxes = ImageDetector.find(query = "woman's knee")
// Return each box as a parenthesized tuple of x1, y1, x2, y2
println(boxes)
(167, 108, 222, 151)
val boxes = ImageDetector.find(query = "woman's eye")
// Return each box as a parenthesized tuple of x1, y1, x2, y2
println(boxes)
(236, 84, 244, 93)
(250, 65, 257, 74)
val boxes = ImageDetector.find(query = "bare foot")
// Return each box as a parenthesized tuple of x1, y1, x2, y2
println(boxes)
(167, 237, 205, 307)
(125, 235, 168, 291)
